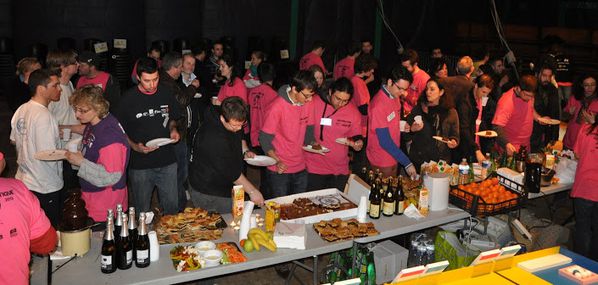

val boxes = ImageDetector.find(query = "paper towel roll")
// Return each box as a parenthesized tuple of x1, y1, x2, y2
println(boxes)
(148, 231, 160, 262)
(238, 201, 255, 242)
(357, 196, 368, 223)
(423, 173, 450, 211)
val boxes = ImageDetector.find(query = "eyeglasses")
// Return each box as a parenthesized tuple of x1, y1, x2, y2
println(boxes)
(331, 94, 350, 105)
(299, 90, 314, 100)
(393, 82, 408, 92)
(583, 84, 596, 88)
(73, 107, 91, 114)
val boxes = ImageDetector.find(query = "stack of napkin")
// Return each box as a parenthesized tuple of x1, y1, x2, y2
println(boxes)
(273, 222, 306, 250)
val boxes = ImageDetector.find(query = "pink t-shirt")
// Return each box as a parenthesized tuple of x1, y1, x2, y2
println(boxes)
(351, 76, 370, 137)
(333, 57, 355, 80)
(299, 52, 328, 74)
(81, 143, 129, 222)
(248, 84, 278, 147)
(76, 71, 110, 91)
(492, 88, 534, 151)
(305, 96, 361, 175)
(367, 89, 402, 167)
(404, 69, 430, 114)
(217, 77, 248, 103)
(261, 96, 314, 173)
(572, 124, 598, 202)
(0, 178, 51, 285)
(563, 96, 598, 149)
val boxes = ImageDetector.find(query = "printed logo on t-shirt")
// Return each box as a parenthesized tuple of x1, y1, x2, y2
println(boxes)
(387, 111, 396, 122)
(336, 119, 352, 128)
(16, 118, 27, 136)
(9, 228, 17, 237)
(135, 104, 171, 128)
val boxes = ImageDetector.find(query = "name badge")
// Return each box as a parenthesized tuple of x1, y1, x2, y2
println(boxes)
(387, 111, 396, 122)
(320, 118, 332, 126)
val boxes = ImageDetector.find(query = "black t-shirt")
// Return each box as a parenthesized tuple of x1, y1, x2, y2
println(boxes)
(189, 106, 243, 197)
(115, 85, 182, 169)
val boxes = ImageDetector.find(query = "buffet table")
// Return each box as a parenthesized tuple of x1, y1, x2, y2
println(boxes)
(527, 182, 573, 199)
(31, 208, 469, 285)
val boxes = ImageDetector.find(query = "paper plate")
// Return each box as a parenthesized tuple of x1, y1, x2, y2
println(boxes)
(245, 155, 277, 167)
(146, 138, 175, 148)
(34, 149, 67, 161)
(302, 145, 330, 154)
(335, 137, 351, 146)
(432, 136, 450, 144)
(475, 130, 498, 138)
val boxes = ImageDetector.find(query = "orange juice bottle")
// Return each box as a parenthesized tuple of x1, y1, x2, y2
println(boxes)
(265, 201, 278, 232)
(232, 185, 245, 222)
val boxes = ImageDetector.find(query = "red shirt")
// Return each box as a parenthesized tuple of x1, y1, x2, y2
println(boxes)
(572, 124, 598, 202)
(248, 83, 278, 147)
(351, 75, 370, 137)
(305, 96, 361, 175)
(0, 178, 52, 285)
(333, 57, 355, 80)
(217, 77, 248, 103)
(492, 88, 534, 151)
(404, 69, 430, 114)
(76, 71, 110, 91)
(261, 95, 314, 173)
(563, 96, 598, 149)
(367, 89, 402, 167)
(299, 52, 328, 74)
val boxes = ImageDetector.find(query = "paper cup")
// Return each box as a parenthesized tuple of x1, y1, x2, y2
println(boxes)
(400, 120, 407, 132)
(414, 115, 423, 124)
(62, 128, 71, 141)
(211, 96, 219, 105)
(67, 143, 78, 153)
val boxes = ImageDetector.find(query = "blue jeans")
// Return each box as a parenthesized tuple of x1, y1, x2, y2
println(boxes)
(129, 163, 179, 215)
(267, 169, 308, 198)
(174, 141, 189, 211)
(189, 185, 232, 214)
(573, 198, 598, 260)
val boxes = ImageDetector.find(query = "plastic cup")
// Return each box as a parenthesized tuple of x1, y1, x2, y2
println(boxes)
(62, 128, 71, 141)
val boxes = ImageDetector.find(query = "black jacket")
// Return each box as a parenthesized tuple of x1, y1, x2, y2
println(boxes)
(405, 104, 460, 170)
(454, 89, 497, 162)
(189, 106, 243, 197)
(531, 83, 560, 152)
(159, 70, 196, 141)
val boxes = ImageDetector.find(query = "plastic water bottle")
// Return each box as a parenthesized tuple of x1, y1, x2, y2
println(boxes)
(417, 245, 428, 265)
(425, 244, 435, 264)
(459, 158, 470, 184)
(408, 240, 421, 266)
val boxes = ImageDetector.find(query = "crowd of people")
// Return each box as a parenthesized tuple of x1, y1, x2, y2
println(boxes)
(2, 38, 598, 282)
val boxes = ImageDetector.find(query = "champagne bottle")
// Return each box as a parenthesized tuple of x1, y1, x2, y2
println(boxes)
(117, 215, 133, 270)
(135, 213, 150, 268)
(382, 179, 395, 216)
(114, 204, 123, 242)
(101, 211, 117, 274)
(369, 179, 381, 219)
(395, 176, 405, 215)
(127, 207, 138, 262)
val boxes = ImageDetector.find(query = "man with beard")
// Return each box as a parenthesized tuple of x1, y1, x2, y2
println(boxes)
(531, 65, 560, 152)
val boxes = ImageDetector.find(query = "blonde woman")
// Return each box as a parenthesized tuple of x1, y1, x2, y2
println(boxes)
(64, 86, 130, 222)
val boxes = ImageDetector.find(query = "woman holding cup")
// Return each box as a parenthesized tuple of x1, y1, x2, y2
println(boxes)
(405, 78, 460, 171)
(64, 85, 130, 222)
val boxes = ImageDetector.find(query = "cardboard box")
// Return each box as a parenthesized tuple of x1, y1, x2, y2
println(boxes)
(265, 188, 359, 224)
(373, 240, 409, 283)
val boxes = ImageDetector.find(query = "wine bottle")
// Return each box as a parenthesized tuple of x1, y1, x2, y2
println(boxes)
(101, 211, 117, 273)
(117, 215, 133, 270)
(382, 179, 395, 216)
(369, 179, 381, 219)
(114, 204, 123, 242)
(395, 176, 405, 215)
(135, 213, 150, 268)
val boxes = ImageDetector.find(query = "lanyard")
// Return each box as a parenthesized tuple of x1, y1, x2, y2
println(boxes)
(320, 102, 341, 141)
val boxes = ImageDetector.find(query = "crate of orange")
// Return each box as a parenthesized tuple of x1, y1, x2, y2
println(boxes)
(449, 176, 524, 217)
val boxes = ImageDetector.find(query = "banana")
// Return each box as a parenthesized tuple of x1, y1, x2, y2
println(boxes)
(248, 228, 270, 240)
(250, 233, 277, 252)
(248, 233, 260, 251)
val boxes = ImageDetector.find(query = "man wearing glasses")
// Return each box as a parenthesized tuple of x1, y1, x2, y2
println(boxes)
(305, 78, 363, 191)
(367, 66, 417, 178)
(259, 70, 317, 198)
(493, 74, 543, 155)
(189, 97, 264, 213)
